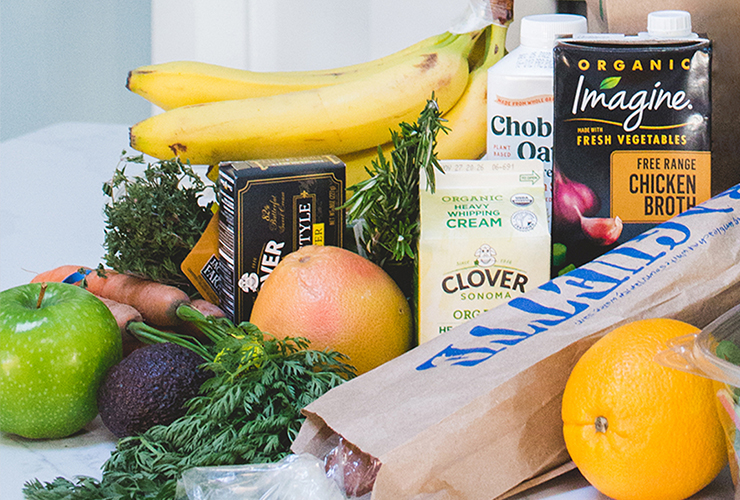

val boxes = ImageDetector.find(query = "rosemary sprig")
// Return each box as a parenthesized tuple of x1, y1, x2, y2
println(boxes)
(23, 307, 355, 500)
(342, 96, 448, 270)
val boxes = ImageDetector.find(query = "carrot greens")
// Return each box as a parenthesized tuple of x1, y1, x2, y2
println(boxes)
(23, 307, 355, 500)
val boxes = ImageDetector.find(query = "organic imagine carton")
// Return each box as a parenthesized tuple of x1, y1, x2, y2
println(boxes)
(551, 34, 712, 275)
(584, 0, 740, 197)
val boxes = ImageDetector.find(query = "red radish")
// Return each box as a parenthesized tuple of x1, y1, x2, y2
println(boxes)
(175, 299, 227, 341)
(188, 299, 226, 319)
(96, 296, 147, 356)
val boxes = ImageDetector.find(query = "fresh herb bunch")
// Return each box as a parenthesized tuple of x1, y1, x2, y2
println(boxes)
(23, 306, 355, 500)
(342, 97, 447, 270)
(102, 153, 213, 291)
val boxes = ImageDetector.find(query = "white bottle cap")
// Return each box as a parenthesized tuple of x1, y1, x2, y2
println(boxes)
(520, 14, 588, 49)
(647, 10, 693, 38)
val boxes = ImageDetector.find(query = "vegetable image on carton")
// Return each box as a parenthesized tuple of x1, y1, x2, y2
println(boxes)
(292, 184, 740, 500)
(418, 160, 551, 344)
(551, 13, 712, 275)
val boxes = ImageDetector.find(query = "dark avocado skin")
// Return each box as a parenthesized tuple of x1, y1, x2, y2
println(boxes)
(97, 342, 211, 437)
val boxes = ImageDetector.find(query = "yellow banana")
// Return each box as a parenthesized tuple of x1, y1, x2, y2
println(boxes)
(436, 22, 508, 160)
(128, 32, 453, 111)
(129, 31, 480, 165)
(340, 23, 509, 187)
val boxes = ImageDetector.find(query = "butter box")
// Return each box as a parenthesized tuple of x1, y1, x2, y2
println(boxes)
(217, 156, 345, 323)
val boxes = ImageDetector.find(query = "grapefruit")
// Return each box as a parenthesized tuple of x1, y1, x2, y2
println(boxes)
(249, 245, 413, 375)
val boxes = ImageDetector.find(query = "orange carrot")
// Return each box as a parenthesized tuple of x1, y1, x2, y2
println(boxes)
(31, 265, 190, 327)
(174, 299, 227, 341)
(188, 299, 226, 319)
(31, 265, 87, 285)
(96, 296, 146, 356)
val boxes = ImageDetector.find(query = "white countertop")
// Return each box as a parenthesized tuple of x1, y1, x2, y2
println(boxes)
(0, 123, 734, 499)
(1, 122, 141, 290)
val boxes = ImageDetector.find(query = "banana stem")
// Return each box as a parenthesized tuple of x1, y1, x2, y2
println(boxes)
(475, 23, 508, 73)
(488, 0, 514, 26)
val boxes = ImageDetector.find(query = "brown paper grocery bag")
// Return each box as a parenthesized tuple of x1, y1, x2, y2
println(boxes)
(292, 184, 740, 499)
(583, 0, 740, 197)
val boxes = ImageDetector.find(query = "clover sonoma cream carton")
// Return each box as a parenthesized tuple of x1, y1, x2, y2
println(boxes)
(418, 159, 550, 344)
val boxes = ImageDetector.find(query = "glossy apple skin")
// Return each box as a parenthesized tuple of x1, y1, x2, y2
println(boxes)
(0, 282, 122, 439)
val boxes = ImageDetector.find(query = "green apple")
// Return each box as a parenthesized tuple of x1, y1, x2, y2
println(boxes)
(0, 282, 122, 439)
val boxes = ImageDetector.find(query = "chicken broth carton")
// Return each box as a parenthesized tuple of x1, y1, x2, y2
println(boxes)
(418, 159, 550, 344)
(552, 11, 712, 275)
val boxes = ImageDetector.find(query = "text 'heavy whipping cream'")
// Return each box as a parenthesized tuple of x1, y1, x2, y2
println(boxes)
(486, 14, 588, 229)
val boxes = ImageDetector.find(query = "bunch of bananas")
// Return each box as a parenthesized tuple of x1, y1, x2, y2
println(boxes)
(127, 21, 509, 187)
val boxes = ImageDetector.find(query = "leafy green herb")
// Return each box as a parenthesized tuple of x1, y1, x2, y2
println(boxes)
(717, 339, 740, 366)
(342, 96, 447, 270)
(23, 307, 355, 500)
(102, 153, 214, 292)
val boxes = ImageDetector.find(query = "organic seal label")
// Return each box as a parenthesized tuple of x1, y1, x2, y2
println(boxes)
(552, 36, 712, 275)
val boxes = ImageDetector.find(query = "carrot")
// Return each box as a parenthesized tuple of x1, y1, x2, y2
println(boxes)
(88, 270, 191, 327)
(96, 296, 146, 357)
(188, 299, 226, 319)
(31, 265, 88, 285)
(173, 299, 227, 341)
(31, 265, 191, 327)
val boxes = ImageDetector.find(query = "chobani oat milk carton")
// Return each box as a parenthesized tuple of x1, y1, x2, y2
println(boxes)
(417, 159, 550, 344)
(551, 11, 711, 275)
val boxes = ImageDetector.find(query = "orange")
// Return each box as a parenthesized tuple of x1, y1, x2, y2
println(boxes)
(562, 318, 727, 500)
(249, 245, 413, 375)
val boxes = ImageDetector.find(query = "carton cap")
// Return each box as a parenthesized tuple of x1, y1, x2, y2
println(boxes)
(647, 10, 693, 38)
(520, 14, 588, 49)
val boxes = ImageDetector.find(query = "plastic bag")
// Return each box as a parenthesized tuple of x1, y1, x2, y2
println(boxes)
(449, 0, 513, 33)
(175, 454, 346, 500)
(323, 437, 381, 498)
(175, 437, 380, 500)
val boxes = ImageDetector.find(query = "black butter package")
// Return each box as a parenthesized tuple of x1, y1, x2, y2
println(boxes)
(218, 156, 345, 323)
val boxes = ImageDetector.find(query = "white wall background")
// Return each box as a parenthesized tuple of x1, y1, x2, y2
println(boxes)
(0, 0, 556, 140)
(0, 1, 152, 141)
(151, 0, 557, 71)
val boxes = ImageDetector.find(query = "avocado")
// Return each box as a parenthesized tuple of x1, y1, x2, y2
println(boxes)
(97, 342, 211, 437)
